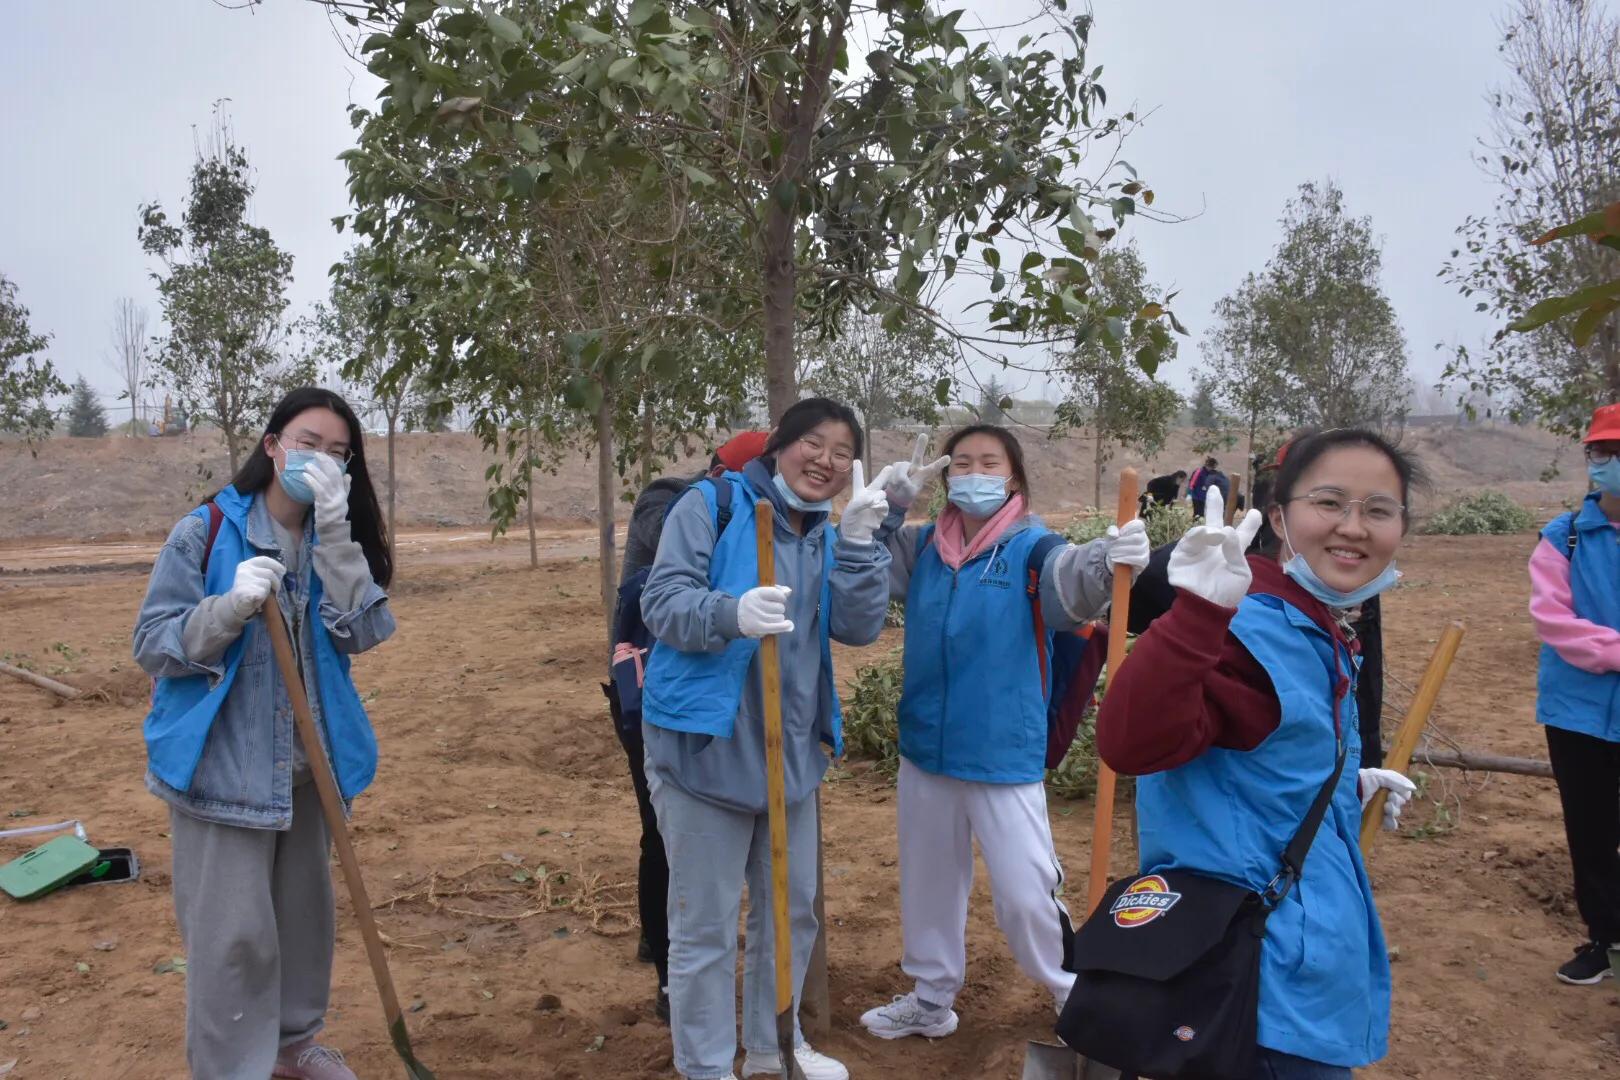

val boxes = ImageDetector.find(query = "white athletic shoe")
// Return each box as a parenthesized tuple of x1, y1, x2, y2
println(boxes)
(741, 1043, 849, 1080)
(860, 992, 960, 1040)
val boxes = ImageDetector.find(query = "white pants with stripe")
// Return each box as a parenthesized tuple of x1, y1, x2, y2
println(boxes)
(898, 757, 1076, 1010)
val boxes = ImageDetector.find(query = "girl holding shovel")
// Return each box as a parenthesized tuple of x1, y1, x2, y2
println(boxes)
(133, 387, 396, 1080)
(640, 397, 892, 1080)
(1095, 428, 1420, 1079)
(858, 425, 1151, 1040)
(1529, 403, 1620, 986)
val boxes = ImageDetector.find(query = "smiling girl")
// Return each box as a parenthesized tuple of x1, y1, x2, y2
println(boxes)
(1095, 427, 1422, 1079)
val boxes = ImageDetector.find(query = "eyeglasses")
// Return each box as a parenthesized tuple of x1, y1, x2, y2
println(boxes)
(797, 435, 855, 473)
(1586, 447, 1619, 466)
(1288, 490, 1406, 530)
(275, 433, 354, 465)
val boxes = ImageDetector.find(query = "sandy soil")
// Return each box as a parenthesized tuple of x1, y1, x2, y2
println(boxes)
(2, 526, 1618, 1079)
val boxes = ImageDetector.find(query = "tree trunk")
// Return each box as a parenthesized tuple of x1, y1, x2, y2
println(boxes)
(386, 412, 398, 562)
(225, 426, 241, 478)
(1093, 431, 1105, 510)
(762, 200, 798, 424)
(597, 385, 618, 646)
(526, 427, 539, 571)
(640, 396, 655, 489)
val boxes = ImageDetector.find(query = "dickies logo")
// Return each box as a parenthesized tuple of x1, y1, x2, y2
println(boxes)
(1109, 875, 1182, 928)
(1173, 1025, 1197, 1042)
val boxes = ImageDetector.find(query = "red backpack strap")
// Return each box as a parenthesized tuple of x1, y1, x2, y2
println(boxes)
(199, 501, 224, 576)
(1027, 533, 1065, 696)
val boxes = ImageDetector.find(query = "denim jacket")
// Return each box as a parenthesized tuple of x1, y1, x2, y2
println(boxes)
(133, 486, 395, 829)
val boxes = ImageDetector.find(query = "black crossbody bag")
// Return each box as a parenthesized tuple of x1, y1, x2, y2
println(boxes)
(1054, 740, 1348, 1080)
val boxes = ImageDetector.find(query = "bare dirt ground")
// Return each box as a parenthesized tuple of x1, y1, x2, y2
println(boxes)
(2, 523, 1619, 1079)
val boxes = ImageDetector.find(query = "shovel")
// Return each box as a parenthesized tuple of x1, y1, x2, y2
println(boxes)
(753, 499, 809, 1080)
(262, 602, 437, 1080)
(1025, 468, 1138, 1080)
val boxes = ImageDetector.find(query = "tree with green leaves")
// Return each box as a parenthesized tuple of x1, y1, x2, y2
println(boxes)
(1053, 243, 1183, 507)
(321, 0, 1178, 429)
(801, 309, 952, 469)
(67, 376, 109, 438)
(1442, 0, 1620, 437)
(1188, 376, 1220, 429)
(1200, 273, 1292, 468)
(139, 115, 297, 474)
(0, 272, 65, 441)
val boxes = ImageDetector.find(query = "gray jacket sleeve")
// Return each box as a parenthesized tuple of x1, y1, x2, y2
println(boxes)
(640, 490, 743, 653)
(878, 516, 927, 603)
(313, 521, 395, 655)
(135, 514, 234, 680)
(829, 532, 892, 646)
(1038, 538, 1114, 632)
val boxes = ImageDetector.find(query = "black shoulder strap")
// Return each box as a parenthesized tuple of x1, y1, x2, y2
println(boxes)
(713, 475, 734, 535)
(1271, 740, 1349, 903)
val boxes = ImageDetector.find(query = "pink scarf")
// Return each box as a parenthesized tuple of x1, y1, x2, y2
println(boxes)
(932, 493, 1029, 570)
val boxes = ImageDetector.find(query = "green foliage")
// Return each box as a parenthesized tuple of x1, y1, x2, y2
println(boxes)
(800, 308, 951, 462)
(1189, 377, 1220, 428)
(1440, 0, 1620, 438)
(139, 113, 296, 473)
(66, 376, 108, 438)
(1045, 711, 1101, 800)
(1064, 499, 1191, 549)
(840, 650, 906, 779)
(1419, 490, 1535, 536)
(0, 272, 65, 441)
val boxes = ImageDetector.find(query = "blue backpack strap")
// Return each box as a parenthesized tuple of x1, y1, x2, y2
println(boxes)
(688, 476, 737, 537)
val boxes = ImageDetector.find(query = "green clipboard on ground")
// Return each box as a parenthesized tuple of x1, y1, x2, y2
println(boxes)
(0, 835, 101, 901)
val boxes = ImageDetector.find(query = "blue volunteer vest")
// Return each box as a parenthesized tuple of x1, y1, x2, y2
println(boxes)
(1537, 494, 1620, 743)
(143, 485, 379, 800)
(640, 473, 845, 753)
(898, 523, 1055, 784)
(1135, 594, 1389, 1068)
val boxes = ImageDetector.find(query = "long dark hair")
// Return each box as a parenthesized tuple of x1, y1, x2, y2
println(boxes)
(763, 397, 865, 462)
(1264, 427, 1427, 548)
(943, 423, 1033, 501)
(224, 387, 393, 587)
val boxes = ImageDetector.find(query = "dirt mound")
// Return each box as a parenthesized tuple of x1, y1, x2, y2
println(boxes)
(0, 421, 1578, 544)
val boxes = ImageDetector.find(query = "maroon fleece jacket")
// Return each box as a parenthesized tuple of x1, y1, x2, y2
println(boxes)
(1097, 555, 1353, 776)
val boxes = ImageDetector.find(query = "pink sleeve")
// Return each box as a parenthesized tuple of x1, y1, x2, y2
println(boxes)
(1528, 537, 1620, 673)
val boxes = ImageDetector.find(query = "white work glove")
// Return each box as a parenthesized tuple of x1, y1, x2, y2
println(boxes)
(302, 452, 353, 536)
(226, 556, 286, 621)
(838, 460, 893, 546)
(1104, 518, 1151, 578)
(1359, 768, 1418, 831)
(737, 585, 794, 638)
(1167, 487, 1263, 609)
(880, 434, 950, 511)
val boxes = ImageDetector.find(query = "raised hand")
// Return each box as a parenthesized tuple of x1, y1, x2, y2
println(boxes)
(302, 452, 353, 535)
(839, 459, 893, 546)
(880, 433, 951, 511)
(1104, 518, 1151, 578)
(1166, 487, 1264, 609)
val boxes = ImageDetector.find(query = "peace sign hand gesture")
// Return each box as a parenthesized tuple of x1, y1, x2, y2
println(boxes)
(838, 459, 893, 546)
(1167, 487, 1264, 609)
(881, 434, 951, 511)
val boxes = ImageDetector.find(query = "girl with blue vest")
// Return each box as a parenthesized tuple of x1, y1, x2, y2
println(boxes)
(133, 387, 396, 1080)
(640, 398, 892, 1080)
(1097, 428, 1422, 1079)
(859, 425, 1151, 1040)
(1529, 403, 1620, 986)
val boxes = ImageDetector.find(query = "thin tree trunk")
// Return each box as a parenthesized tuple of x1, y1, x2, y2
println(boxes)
(762, 201, 798, 424)
(640, 396, 655, 489)
(386, 412, 398, 562)
(1094, 431, 1105, 510)
(597, 384, 617, 646)
(526, 426, 539, 570)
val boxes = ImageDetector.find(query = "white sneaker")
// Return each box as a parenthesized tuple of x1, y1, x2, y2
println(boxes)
(860, 992, 960, 1040)
(741, 1043, 849, 1080)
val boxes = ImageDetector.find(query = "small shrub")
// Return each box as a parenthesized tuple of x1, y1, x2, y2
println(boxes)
(1045, 710, 1101, 800)
(841, 650, 904, 778)
(1063, 500, 1192, 550)
(1418, 490, 1534, 536)
(884, 599, 905, 628)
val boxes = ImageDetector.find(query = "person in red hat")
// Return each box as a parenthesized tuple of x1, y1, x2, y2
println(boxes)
(1529, 403, 1620, 985)
(604, 429, 769, 1021)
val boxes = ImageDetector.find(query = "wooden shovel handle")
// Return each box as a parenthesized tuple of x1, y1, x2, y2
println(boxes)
(1086, 468, 1139, 916)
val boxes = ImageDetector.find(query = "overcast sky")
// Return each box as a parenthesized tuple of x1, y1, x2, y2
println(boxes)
(1, 1, 1533, 412)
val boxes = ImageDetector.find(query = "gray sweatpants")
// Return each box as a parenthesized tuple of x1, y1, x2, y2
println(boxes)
(169, 781, 335, 1079)
(649, 773, 820, 1080)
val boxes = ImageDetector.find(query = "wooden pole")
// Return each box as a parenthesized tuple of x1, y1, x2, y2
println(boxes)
(1360, 621, 1466, 851)
(0, 661, 82, 700)
(1226, 473, 1244, 524)
(1086, 467, 1139, 916)
(753, 500, 806, 1080)
(1416, 749, 1553, 779)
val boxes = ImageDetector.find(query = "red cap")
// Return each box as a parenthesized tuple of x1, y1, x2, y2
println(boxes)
(1585, 404, 1620, 444)
(715, 430, 769, 471)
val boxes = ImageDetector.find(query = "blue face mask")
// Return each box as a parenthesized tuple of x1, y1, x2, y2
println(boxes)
(277, 448, 347, 505)
(772, 471, 832, 514)
(1589, 458, 1620, 497)
(947, 473, 1010, 518)
(1279, 520, 1401, 608)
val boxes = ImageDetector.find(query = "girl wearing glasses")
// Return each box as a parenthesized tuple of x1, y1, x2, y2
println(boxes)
(858, 424, 1152, 1040)
(1529, 403, 1620, 986)
(639, 397, 891, 1080)
(1093, 428, 1422, 1080)
(133, 387, 395, 1080)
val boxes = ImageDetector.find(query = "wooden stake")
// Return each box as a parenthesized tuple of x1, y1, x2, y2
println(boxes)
(0, 661, 82, 700)
(1226, 473, 1244, 525)
(1360, 621, 1466, 851)
(1086, 468, 1139, 916)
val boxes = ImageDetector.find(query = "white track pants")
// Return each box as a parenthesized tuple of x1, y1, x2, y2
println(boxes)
(898, 757, 1076, 1010)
